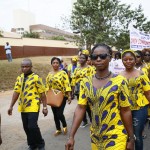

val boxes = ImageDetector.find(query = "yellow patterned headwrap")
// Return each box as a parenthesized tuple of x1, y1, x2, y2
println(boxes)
(82, 49, 89, 56)
(72, 56, 78, 62)
(121, 49, 136, 58)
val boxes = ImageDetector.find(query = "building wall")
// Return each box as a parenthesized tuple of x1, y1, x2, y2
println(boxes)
(13, 9, 35, 32)
(0, 38, 78, 59)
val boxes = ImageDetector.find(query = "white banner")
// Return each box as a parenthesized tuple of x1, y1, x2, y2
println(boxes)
(130, 27, 150, 50)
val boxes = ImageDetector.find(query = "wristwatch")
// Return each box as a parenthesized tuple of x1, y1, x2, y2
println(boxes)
(43, 107, 47, 110)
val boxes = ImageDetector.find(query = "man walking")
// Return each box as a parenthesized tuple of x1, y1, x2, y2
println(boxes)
(4, 42, 12, 62)
(8, 58, 48, 150)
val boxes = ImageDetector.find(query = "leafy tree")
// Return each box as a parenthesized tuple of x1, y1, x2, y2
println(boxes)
(23, 31, 40, 38)
(71, 0, 150, 50)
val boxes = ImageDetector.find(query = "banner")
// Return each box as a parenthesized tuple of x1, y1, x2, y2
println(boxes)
(130, 27, 150, 50)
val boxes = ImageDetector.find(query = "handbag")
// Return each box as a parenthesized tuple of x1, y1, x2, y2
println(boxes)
(46, 89, 64, 107)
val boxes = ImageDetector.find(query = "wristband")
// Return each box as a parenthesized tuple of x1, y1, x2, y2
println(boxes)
(43, 107, 47, 110)
(128, 135, 136, 141)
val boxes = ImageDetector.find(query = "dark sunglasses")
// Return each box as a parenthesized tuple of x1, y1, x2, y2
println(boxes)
(144, 54, 150, 57)
(90, 54, 111, 60)
(136, 56, 141, 58)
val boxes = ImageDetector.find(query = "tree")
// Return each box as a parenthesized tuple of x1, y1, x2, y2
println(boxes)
(71, 0, 150, 50)
(23, 31, 40, 38)
(0, 30, 3, 37)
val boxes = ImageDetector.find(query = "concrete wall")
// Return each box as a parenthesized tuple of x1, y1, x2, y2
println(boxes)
(0, 38, 78, 59)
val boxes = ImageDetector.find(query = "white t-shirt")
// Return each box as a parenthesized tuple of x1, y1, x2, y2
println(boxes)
(4, 45, 11, 54)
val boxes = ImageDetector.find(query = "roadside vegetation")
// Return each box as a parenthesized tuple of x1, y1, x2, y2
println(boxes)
(0, 56, 71, 91)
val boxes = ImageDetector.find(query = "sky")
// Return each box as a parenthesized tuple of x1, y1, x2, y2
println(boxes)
(0, 0, 149, 32)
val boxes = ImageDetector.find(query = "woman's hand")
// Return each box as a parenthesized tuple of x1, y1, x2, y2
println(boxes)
(65, 137, 75, 150)
(67, 97, 72, 104)
(126, 140, 134, 150)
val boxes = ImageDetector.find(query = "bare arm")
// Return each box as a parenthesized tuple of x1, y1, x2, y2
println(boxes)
(71, 86, 75, 99)
(41, 92, 48, 117)
(120, 106, 134, 137)
(66, 91, 72, 104)
(65, 104, 86, 150)
(144, 91, 150, 104)
(120, 106, 134, 150)
(8, 91, 19, 115)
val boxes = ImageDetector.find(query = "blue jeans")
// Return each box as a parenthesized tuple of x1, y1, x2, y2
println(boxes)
(6, 53, 12, 62)
(132, 105, 148, 150)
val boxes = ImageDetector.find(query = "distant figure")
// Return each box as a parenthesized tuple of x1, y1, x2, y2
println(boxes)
(4, 42, 12, 62)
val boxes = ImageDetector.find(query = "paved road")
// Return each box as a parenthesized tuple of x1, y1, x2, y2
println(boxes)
(0, 91, 150, 150)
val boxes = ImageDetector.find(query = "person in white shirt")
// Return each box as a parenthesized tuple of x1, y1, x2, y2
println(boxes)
(4, 42, 12, 62)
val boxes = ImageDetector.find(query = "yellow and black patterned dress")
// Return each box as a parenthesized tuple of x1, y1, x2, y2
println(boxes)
(14, 73, 45, 112)
(71, 65, 95, 87)
(127, 73, 150, 111)
(78, 74, 131, 150)
(46, 70, 71, 97)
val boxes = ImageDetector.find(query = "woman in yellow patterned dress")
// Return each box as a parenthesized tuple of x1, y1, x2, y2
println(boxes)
(142, 48, 150, 78)
(66, 44, 134, 150)
(46, 57, 72, 136)
(120, 50, 150, 150)
(71, 50, 95, 127)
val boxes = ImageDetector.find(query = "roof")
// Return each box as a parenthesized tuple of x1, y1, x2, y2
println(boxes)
(2, 31, 21, 39)
(30, 24, 75, 37)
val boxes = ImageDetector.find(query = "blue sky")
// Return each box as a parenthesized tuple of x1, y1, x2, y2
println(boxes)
(0, 0, 149, 32)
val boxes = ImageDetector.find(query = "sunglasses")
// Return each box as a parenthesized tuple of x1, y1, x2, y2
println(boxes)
(136, 56, 141, 58)
(144, 54, 150, 57)
(90, 54, 111, 60)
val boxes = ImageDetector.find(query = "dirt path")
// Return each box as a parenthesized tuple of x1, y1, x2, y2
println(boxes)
(0, 91, 90, 150)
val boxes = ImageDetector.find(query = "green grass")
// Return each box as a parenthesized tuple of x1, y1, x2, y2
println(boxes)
(0, 56, 71, 91)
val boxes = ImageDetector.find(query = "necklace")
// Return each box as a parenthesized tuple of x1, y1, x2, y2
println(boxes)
(95, 71, 112, 80)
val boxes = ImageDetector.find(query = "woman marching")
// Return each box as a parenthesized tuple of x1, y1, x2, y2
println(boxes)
(71, 50, 95, 127)
(46, 57, 72, 136)
(66, 44, 134, 150)
(142, 48, 150, 79)
(120, 50, 150, 150)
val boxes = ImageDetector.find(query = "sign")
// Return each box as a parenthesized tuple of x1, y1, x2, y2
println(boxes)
(130, 27, 150, 50)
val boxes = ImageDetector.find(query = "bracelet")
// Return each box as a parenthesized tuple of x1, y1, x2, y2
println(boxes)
(128, 135, 136, 141)
(67, 136, 74, 140)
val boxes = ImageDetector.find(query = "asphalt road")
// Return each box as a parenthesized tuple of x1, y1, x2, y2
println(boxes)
(0, 91, 150, 150)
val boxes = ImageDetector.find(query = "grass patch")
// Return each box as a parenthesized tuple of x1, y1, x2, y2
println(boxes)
(0, 56, 72, 91)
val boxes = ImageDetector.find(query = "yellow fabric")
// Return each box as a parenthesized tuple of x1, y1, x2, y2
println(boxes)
(46, 70, 71, 97)
(127, 73, 150, 110)
(78, 75, 130, 149)
(82, 49, 89, 56)
(121, 49, 136, 58)
(143, 62, 150, 76)
(14, 73, 45, 112)
(67, 63, 80, 78)
(91, 139, 126, 150)
(71, 65, 95, 86)
(72, 56, 78, 62)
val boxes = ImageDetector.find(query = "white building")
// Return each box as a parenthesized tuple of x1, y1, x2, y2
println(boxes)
(13, 9, 35, 35)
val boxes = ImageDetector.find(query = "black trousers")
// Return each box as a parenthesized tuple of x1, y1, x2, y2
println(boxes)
(51, 97, 67, 130)
(76, 94, 92, 123)
(21, 112, 45, 149)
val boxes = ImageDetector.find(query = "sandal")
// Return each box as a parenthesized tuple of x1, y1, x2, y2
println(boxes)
(54, 130, 62, 136)
(63, 127, 68, 135)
